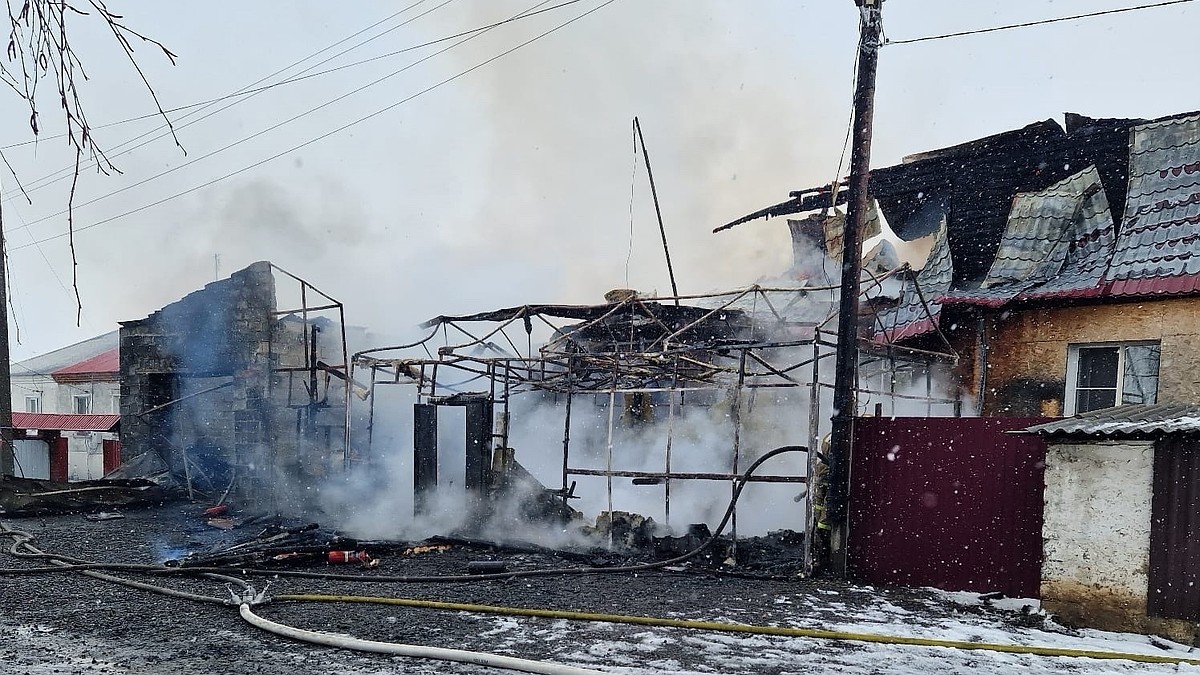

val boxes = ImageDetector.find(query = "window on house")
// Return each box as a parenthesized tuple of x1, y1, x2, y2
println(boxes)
(73, 394, 92, 415)
(1065, 342, 1160, 415)
(111, 394, 121, 414)
(24, 396, 41, 413)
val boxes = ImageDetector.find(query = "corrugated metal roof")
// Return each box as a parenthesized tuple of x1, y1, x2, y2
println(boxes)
(12, 331, 119, 377)
(876, 216, 952, 342)
(1107, 114, 1200, 295)
(10, 413, 120, 432)
(51, 347, 119, 377)
(1015, 175, 1114, 301)
(1024, 403, 1200, 437)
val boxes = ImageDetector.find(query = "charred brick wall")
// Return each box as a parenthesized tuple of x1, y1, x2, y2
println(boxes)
(119, 262, 276, 499)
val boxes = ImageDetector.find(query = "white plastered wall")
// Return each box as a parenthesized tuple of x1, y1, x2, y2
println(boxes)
(1042, 440, 1153, 601)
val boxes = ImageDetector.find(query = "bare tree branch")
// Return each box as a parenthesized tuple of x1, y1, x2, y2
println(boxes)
(67, 145, 79, 324)
(0, 0, 177, 324)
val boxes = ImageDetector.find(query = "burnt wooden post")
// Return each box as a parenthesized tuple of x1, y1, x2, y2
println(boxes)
(0, 198, 11, 477)
(464, 399, 494, 497)
(413, 403, 438, 514)
(827, 0, 884, 577)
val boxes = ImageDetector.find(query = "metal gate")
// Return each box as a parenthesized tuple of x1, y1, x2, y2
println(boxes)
(12, 439, 49, 479)
(848, 416, 1048, 597)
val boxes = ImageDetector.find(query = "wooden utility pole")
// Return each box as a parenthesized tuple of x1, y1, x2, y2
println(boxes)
(0, 192, 13, 477)
(825, 0, 884, 576)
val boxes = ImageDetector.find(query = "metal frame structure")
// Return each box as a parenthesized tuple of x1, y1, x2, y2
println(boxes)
(351, 281, 958, 567)
(269, 264, 353, 474)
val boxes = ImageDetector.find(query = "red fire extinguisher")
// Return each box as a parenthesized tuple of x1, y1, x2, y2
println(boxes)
(327, 550, 371, 564)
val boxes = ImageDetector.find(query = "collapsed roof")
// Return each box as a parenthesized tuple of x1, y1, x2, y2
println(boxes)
(725, 110, 1200, 343)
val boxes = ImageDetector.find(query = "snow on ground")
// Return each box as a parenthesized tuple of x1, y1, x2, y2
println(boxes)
(5, 563, 1200, 674)
(447, 586, 1200, 675)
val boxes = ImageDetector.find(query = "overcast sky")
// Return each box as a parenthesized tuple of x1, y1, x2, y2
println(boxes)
(0, 0, 1196, 360)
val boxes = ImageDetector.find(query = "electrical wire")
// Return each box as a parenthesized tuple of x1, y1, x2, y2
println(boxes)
(3, 0, 593, 208)
(0, 0, 440, 180)
(9, 0, 614, 250)
(1, 0, 592, 158)
(6, 0, 559, 236)
(888, 0, 1197, 45)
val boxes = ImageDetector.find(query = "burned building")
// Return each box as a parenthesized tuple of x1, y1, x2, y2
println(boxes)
(119, 261, 350, 510)
(737, 110, 1200, 418)
(354, 277, 958, 562)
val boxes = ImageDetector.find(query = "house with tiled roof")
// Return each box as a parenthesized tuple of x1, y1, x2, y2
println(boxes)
(866, 110, 1200, 417)
(723, 111, 1200, 418)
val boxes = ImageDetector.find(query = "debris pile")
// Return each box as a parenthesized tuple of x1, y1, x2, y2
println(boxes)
(0, 476, 176, 517)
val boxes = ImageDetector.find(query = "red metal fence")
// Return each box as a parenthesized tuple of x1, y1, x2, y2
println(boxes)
(1148, 437, 1200, 620)
(848, 417, 1048, 598)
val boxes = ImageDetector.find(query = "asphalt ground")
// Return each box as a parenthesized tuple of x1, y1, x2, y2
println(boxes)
(0, 504, 1129, 675)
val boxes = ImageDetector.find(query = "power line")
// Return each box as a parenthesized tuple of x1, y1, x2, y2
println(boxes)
(888, 0, 1196, 45)
(8, 0, 578, 237)
(2, 0, 591, 159)
(1, 0, 449, 200)
(12, 0, 620, 252)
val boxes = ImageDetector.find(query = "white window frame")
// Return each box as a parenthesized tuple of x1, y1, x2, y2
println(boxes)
(24, 395, 41, 413)
(1064, 341, 1160, 416)
(72, 393, 92, 415)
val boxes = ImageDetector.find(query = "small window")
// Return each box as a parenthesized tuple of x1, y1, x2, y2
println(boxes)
(24, 396, 41, 413)
(111, 394, 121, 414)
(1065, 342, 1160, 415)
(73, 394, 92, 415)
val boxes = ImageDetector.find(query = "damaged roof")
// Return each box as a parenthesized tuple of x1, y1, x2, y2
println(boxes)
(1024, 403, 1200, 438)
(869, 115, 1139, 288)
(876, 216, 952, 342)
(934, 111, 1200, 313)
(940, 165, 1115, 308)
(1107, 112, 1200, 296)
(723, 110, 1200, 345)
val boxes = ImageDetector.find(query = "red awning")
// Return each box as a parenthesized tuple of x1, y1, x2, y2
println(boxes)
(10, 413, 119, 432)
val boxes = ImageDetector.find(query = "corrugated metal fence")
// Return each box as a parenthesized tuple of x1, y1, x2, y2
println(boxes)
(849, 417, 1048, 598)
(1148, 436, 1200, 620)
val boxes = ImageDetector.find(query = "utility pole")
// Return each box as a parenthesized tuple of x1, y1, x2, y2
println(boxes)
(0, 183, 13, 477)
(825, 0, 883, 576)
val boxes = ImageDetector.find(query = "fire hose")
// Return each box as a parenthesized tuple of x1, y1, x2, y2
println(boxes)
(271, 593, 1200, 667)
(0, 522, 609, 675)
(6, 444, 1195, 668)
(0, 446, 808, 674)
(238, 603, 607, 675)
